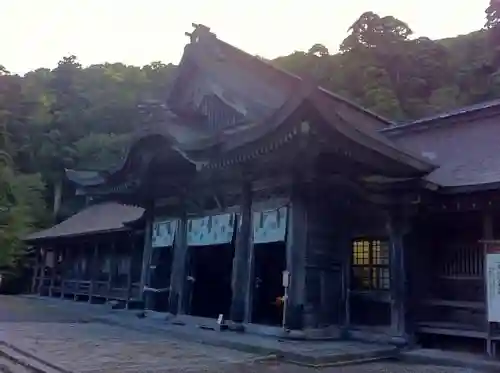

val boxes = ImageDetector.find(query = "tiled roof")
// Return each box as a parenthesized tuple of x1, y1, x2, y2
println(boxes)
(385, 114, 500, 189)
(25, 202, 144, 242)
(382, 98, 500, 134)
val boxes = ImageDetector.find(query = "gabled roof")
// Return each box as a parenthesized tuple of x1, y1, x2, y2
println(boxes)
(168, 24, 394, 131)
(25, 202, 144, 242)
(66, 24, 436, 192)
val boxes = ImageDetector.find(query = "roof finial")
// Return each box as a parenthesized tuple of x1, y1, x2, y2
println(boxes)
(185, 23, 214, 43)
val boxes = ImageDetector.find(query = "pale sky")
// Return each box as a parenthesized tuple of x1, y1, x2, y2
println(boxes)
(1, 0, 490, 75)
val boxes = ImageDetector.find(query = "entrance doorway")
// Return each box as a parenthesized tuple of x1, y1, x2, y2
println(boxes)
(147, 247, 173, 312)
(188, 244, 235, 318)
(251, 242, 287, 326)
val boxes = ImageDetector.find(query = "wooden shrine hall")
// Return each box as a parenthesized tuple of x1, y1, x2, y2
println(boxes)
(24, 24, 500, 354)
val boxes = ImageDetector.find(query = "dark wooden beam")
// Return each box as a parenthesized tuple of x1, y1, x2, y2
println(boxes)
(230, 181, 252, 323)
(284, 177, 308, 330)
(89, 242, 99, 302)
(126, 234, 134, 309)
(31, 246, 41, 294)
(107, 241, 115, 300)
(139, 201, 154, 303)
(171, 208, 188, 315)
(387, 208, 410, 338)
(37, 248, 47, 295)
(49, 248, 56, 297)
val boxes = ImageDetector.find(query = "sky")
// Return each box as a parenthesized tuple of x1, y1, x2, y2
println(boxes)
(0, 0, 490, 75)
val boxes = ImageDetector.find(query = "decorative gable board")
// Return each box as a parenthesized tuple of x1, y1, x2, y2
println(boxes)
(253, 206, 288, 244)
(187, 213, 236, 246)
(152, 219, 178, 248)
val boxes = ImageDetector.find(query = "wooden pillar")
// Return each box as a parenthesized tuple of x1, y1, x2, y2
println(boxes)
(107, 241, 116, 300)
(483, 212, 494, 356)
(31, 247, 41, 294)
(60, 247, 66, 298)
(285, 179, 308, 330)
(89, 242, 99, 302)
(387, 208, 409, 337)
(483, 212, 493, 241)
(73, 244, 81, 301)
(169, 209, 188, 314)
(49, 248, 56, 297)
(139, 204, 153, 303)
(126, 234, 134, 308)
(230, 181, 252, 323)
(37, 248, 47, 295)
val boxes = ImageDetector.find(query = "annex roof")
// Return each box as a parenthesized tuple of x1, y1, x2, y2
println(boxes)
(382, 102, 500, 191)
(25, 202, 145, 242)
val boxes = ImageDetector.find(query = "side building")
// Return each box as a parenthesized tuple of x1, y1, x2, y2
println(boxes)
(24, 24, 500, 353)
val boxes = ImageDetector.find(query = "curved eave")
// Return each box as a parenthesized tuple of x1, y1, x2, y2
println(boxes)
(187, 92, 436, 176)
(311, 91, 436, 176)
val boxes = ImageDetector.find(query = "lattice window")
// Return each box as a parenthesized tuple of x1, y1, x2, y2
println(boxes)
(352, 239, 390, 291)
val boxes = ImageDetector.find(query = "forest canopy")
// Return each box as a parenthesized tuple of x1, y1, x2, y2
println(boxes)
(1, 2, 500, 269)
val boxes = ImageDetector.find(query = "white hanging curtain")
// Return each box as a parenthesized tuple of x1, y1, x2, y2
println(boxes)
(187, 213, 236, 246)
(253, 206, 288, 244)
(152, 219, 178, 248)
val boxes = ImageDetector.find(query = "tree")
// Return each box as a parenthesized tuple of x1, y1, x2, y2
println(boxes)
(0, 166, 47, 268)
(308, 44, 329, 57)
(340, 12, 413, 53)
(485, 0, 500, 30)
(0, 128, 47, 269)
(485, 0, 500, 65)
(72, 133, 130, 170)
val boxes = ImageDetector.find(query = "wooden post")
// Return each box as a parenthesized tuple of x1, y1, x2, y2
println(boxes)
(89, 242, 99, 303)
(31, 247, 41, 294)
(126, 234, 134, 309)
(140, 204, 153, 304)
(73, 244, 81, 301)
(230, 181, 252, 323)
(37, 248, 47, 295)
(60, 247, 66, 298)
(107, 241, 116, 302)
(49, 248, 56, 297)
(284, 177, 308, 330)
(387, 208, 409, 337)
(169, 210, 188, 314)
(483, 212, 494, 356)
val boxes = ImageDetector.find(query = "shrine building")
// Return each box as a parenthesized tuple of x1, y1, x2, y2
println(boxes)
(25, 24, 500, 354)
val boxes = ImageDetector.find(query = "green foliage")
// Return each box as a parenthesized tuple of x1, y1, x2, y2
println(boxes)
(73, 133, 131, 170)
(273, 6, 500, 121)
(0, 163, 48, 269)
(0, 4, 499, 270)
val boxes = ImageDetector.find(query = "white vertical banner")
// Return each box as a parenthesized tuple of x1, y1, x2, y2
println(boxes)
(152, 219, 178, 248)
(252, 206, 288, 244)
(486, 252, 500, 322)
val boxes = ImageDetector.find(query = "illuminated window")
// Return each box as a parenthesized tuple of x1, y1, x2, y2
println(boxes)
(352, 239, 390, 291)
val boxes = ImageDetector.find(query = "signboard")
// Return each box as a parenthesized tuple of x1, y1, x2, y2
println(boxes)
(282, 270, 290, 288)
(486, 250, 500, 322)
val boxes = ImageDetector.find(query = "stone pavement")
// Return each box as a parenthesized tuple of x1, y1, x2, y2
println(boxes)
(16, 296, 398, 366)
(0, 295, 491, 372)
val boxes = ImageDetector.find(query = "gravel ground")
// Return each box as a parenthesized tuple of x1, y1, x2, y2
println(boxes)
(0, 296, 485, 373)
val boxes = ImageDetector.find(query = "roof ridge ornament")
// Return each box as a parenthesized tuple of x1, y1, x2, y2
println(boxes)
(186, 23, 215, 44)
